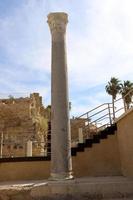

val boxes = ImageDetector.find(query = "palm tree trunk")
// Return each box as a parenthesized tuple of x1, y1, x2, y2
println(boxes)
(112, 96, 115, 122)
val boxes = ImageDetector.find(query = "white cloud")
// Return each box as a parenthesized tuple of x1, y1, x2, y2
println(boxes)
(0, 0, 51, 72)
(68, 0, 133, 89)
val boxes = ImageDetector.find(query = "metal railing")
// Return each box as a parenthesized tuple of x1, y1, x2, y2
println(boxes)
(73, 88, 133, 145)
(77, 103, 113, 131)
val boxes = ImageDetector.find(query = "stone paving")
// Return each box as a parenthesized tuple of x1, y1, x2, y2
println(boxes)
(0, 176, 133, 199)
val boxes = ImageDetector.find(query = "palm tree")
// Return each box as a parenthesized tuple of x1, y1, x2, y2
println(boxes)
(120, 80, 133, 111)
(105, 77, 121, 121)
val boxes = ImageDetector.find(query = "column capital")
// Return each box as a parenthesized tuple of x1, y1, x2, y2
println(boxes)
(47, 12, 68, 35)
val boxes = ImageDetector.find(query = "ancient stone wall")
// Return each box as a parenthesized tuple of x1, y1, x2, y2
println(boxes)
(0, 93, 50, 157)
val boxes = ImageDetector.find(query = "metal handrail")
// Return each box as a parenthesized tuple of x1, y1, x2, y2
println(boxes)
(77, 103, 112, 126)
(77, 103, 112, 118)
(74, 88, 133, 143)
(89, 107, 109, 118)
(115, 107, 124, 114)
(86, 113, 110, 127)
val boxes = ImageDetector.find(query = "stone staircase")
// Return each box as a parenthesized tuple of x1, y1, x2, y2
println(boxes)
(71, 123, 117, 156)
(46, 121, 117, 159)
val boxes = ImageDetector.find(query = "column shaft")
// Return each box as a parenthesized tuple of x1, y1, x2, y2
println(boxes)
(47, 12, 73, 180)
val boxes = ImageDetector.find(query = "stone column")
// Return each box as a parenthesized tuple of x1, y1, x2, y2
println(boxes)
(47, 12, 73, 180)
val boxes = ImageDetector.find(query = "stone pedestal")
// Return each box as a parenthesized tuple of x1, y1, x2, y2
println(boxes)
(78, 128, 84, 143)
(47, 12, 73, 180)
(26, 140, 32, 157)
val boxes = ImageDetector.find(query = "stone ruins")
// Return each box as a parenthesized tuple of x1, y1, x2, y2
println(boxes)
(0, 93, 50, 157)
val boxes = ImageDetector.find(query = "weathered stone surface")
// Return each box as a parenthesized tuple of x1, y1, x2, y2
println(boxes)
(0, 177, 133, 199)
(47, 12, 72, 180)
(0, 93, 50, 157)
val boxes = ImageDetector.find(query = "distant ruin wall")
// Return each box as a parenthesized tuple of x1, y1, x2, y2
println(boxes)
(0, 93, 50, 157)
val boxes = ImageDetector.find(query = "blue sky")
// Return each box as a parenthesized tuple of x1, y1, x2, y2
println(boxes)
(0, 0, 133, 116)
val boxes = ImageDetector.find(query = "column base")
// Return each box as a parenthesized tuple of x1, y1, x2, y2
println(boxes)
(49, 172, 74, 181)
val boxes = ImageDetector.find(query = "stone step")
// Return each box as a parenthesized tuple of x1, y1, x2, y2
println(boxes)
(0, 176, 133, 199)
(77, 143, 84, 152)
(47, 123, 117, 158)
(100, 130, 108, 139)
